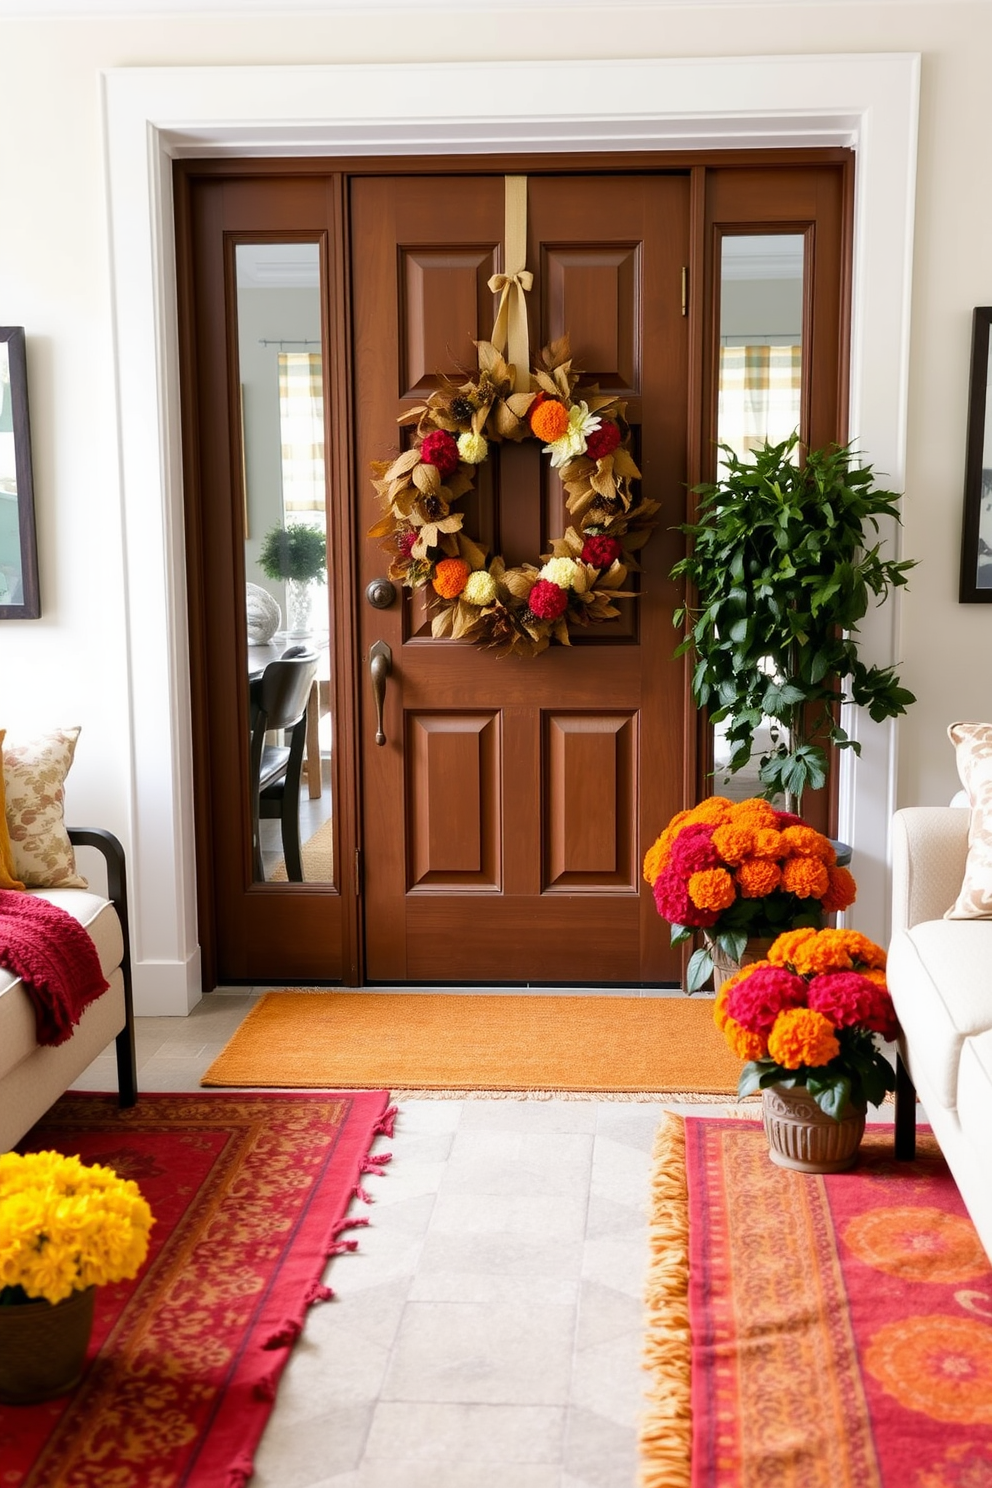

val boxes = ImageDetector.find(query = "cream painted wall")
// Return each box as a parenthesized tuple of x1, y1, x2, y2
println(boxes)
(0, 4, 986, 962)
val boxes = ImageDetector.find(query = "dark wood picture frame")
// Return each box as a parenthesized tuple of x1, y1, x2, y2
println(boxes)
(960, 307, 992, 602)
(0, 327, 40, 618)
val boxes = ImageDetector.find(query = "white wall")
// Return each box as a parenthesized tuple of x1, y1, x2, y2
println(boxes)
(0, 3, 987, 1000)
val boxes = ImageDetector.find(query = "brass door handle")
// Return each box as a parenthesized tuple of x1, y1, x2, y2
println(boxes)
(369, 640, 392, 746)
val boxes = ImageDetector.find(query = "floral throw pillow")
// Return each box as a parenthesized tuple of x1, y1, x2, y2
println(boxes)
(946, 721, 992, 918)
(2, 726, 87, 889)
(0, 730, 26, 889)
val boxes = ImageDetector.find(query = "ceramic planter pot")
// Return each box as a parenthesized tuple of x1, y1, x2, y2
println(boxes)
(0, 1286, 96, 1404)
(761, 1083, 865, 1173)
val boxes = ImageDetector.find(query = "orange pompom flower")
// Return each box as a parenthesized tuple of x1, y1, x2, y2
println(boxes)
(529, 399, 570, 442)
(767, 1007, 840, 1069)
(642, 836, 671, 887)
(730, 798, 777, 828)
(713, 984, 731, 1031)
(725, 1016, 769, 1062)
(835, 929, 887, 970)
(431, 557, 470, 599)
(750, 827, 785, 861)
(780, 825, 836, 865)
(685, 797, 735, 827)
(821, 865, 857, 913)
(711, 823, 755, 866)
(780, 856, 830, 900)
(768, 927, 819, 970)
(736, 857, 782, 898)
(688, 867, 736, 913)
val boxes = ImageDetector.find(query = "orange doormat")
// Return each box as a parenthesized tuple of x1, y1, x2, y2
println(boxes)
(200, 991, 743, 1096)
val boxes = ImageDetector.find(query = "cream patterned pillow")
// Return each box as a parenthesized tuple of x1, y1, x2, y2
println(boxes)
(946, 721, 992, 918)
(2, 726, 87, 889)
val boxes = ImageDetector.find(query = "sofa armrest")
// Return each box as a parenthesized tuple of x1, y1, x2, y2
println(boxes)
(891, 807, 970, 934)
(67, 828, 137, 1107)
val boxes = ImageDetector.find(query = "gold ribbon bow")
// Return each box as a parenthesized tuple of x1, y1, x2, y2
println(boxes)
(487, 176, 532, 393)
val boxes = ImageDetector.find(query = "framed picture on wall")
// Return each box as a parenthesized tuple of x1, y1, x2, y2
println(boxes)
(960, 306, 992, 602)
(0, 327, 40, 618)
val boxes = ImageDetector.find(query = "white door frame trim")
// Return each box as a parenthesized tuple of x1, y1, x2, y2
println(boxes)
(101, 53, 920, 1012)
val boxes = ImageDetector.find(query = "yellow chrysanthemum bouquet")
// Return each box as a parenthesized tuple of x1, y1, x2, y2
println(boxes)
(715, 927, 898, 1119)
(0, 1151, 154, 1307)
(643, 795, 857, 991)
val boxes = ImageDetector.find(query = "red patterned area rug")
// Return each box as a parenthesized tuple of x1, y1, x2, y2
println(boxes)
(640, 1117, 992, 1488)
(0, 1090, 394, 1488)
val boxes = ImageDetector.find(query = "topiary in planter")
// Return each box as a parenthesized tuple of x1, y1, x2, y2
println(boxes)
(258, 523, 327, 585)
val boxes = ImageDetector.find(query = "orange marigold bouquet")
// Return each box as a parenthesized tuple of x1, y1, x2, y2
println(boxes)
(715, 927, 898, 1119)
(643, 795, 857, 991)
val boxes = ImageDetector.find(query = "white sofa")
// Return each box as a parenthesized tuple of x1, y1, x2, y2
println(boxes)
(889, 806, 992, 1261)
(0, 829, 137, 1153)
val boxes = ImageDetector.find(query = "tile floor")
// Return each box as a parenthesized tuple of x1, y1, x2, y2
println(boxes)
(70, 989, 900, 1488)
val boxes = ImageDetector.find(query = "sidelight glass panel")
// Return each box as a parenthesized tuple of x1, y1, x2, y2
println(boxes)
(235, 242, 333, 884)
(712, 233, 804, 799)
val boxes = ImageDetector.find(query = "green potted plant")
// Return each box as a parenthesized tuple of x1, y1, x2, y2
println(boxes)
(672, 436, 917, 809)
(258, 522, 327, 636)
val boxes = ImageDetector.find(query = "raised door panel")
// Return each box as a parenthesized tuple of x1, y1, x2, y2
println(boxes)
(542, 244, 640, 394)
(401, 247, 500, 396)
(406, 712, 500, 889)
(544, 712, 636, 890)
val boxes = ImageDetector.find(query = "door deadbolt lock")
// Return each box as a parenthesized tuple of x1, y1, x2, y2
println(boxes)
(365, 577, 397, 610)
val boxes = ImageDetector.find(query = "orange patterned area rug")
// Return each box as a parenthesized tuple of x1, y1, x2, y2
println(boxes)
(669, 1119, 992, 1488)
(0, 1090, 394, 1488)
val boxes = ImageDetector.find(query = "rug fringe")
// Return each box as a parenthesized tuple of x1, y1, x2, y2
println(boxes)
(638, 1113, 692, 1488)
(386, 1088, 739, 1103)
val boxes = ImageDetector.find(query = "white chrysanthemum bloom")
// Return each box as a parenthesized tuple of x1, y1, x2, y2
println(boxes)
(539, 556, 581, 590)
(463, 569, 498, 606)
(457, 431, 488, 465)
(543, 401, 602, 469)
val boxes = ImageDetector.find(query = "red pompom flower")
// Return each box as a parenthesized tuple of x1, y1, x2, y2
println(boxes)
(528, 578, 569, 621)
(585, 421, 622, 461)
(397, 530, 417, 558)
(581, 534, 622, 569)
(419, 429, 460, 479)
(652, 864, 719, 929)
(726, 966, 808, 1034)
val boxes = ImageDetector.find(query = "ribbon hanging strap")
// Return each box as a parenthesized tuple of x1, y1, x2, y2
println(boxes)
(487, 175, 532, 393)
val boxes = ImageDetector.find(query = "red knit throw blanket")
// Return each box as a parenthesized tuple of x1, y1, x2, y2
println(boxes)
(0, 890, 110, 1046)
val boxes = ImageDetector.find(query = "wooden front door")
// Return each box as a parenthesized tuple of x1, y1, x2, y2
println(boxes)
(352, 173, 690, 983)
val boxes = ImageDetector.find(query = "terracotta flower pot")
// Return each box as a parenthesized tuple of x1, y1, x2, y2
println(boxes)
(707, 936, 774, 994)
(761, 1083, 865, 1173)
(0, 1286, 96, 1404)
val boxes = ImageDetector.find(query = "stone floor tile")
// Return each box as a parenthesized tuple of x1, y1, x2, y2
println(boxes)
(364, 1401, 564, 1464)
(382, 1299, 576, 1405)
(408, 1266, 579, 1307)
(575, 1277, 644, 1352)
(442, 1128, 594, 1197)
(581, 1232, 650, 1300)
(594, 1102, 667, 1151)
(563, 1406, 641, 1488)
(458, 1100, 599, 1134)
(429, 1189, 588, 1242)
(253, 1401, 373, 1484)
(415, 1229, 585, 1284)
(591, 1134, 651, 1207)
(356, 1465, 561, 1488)
(570, 1328, 647, 1429)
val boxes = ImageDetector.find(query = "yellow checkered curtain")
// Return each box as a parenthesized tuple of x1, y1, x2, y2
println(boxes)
(718, 344, 801, 464)
(277, 352, 325, 512)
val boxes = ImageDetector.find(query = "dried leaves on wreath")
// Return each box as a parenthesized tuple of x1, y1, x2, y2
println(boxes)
(368, 335, 659, 658)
